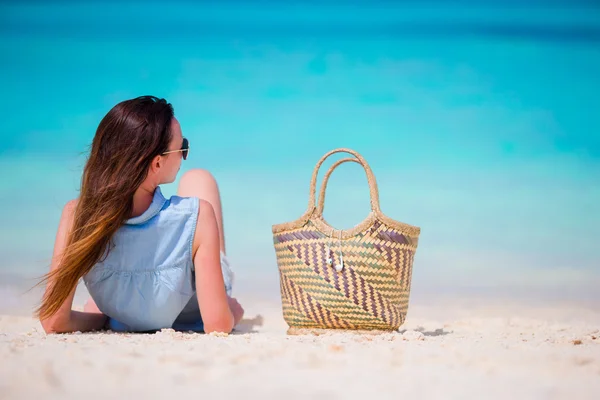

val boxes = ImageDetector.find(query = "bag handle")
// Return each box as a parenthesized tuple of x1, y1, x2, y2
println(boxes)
(316, 157, 364, 216)
(307, 148, 381, 217)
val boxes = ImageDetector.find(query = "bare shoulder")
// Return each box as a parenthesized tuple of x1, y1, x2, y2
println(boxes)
(64, 199, 78, 215)
(52, 199, 79, 251)
(60, 199, 79, 226)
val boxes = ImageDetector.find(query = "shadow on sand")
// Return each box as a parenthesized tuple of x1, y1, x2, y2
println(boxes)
(399, 326, 452, 337)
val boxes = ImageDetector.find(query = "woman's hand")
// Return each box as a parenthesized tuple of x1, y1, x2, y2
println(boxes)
(227, 297, 245, 326)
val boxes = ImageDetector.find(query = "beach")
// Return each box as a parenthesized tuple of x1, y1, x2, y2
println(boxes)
(2, 2, 600, 399)
(1, 291, 599, 400)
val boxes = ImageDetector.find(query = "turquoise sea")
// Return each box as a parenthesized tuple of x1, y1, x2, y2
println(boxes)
(1, 1, 599, 309)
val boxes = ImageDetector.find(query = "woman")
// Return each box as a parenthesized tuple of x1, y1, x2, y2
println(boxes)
(36, 95, 244, 334)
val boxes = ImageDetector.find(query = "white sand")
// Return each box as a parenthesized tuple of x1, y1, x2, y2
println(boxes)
(1, 298, 599, 400)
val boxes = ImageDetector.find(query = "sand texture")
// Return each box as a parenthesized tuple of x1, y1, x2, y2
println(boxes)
(1, 299, 599, 400)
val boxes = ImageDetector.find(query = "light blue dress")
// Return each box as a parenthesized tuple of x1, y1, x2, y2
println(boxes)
(82, 186, 233, 332)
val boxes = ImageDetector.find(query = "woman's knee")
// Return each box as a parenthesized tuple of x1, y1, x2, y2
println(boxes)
(179, 169, 218, 191)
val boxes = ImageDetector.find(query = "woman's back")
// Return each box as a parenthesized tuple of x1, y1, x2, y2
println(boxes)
(84, 187, 233, 332)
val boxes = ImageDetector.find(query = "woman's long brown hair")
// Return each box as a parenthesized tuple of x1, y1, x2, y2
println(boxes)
(35, 96, 175, 320)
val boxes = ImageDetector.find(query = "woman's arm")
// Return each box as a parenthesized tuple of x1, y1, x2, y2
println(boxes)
(39, 200, 108, 334)
(193, 199, 235, 334)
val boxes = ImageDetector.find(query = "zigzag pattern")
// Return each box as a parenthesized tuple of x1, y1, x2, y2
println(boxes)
(277, 250, 394, 327)
(274, 219, 416, 331)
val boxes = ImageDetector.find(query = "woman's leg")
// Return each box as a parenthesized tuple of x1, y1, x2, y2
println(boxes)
(177, 169, 226, 254)
(83, 298, 102, 314)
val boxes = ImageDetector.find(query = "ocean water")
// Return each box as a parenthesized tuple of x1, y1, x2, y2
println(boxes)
(1, 1, 599, 309)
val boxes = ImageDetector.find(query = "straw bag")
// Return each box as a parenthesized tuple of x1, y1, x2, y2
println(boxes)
(272, 148, 421, 331)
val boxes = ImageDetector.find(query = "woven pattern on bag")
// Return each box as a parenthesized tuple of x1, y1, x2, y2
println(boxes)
(272, 148, 420, 331)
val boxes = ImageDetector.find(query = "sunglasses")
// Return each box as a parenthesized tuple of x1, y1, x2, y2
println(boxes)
(161, 137, 189, 160)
